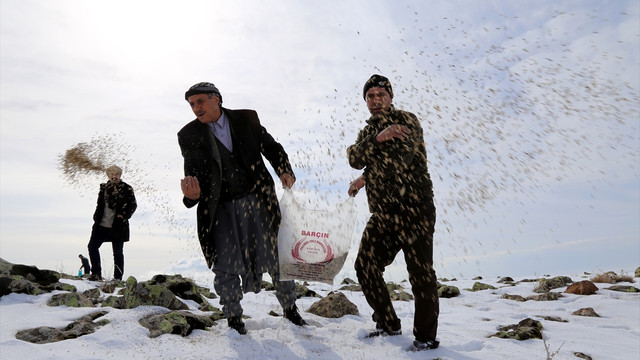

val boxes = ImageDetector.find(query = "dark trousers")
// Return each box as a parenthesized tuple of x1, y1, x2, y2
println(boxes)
(354, 203, 439, 342)
(88, 225, 125, 280)
(210, 194, 297, 318)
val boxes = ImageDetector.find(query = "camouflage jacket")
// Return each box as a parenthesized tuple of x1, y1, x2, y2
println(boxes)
(347, 106, 434, 213)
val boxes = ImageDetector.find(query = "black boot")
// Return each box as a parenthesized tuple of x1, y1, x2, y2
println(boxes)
(283, 305, 308, 326)
(411, 339, 440, 351)
(366, 327, 402, 338)
(227, 316, 247, 335)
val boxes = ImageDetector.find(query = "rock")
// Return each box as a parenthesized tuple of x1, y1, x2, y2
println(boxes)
(493, 318, 543, 340)
(606, 285, 640, 293)
(536, 315, 568, 323)
(572, 307, 600, 317)
(112, 276, 188, 310)
(467, 282, 497, 292)
(48, 292, 95, 308)
(307, 291, 358, 318)
(139, 310, 223, 338)
(147, 274, 215, 306)
(10, 264, 59, 286)
(339, 284, 362, 292)
(473, 276, 483, 280)
(0, 258, 13, 272)
(527, 292, 563, 301)
(101, 282, 117, 294)
(574, 352, 593, 360)
(44, 282, 77, 293)
(0, 276, 43, 296)
(83, 288, 103, 305)
(294, 282, 321, 299)
(15, 311, 109, 344)
(341, 278, 356, 285)
(635, 267, 640, 278)
(0, 276, 12, 296)
(102, 295, 123, 308)
(386, 282, 404, 292)
(501, 294, 527, 302)
(390, 290, 414, 301)
(438, 285, 460, 298)
(533, 276, 573, 293)
(497, 276, 514, 284)
(565, 280, 598, 295)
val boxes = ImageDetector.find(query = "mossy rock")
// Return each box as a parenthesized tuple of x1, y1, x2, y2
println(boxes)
(438, 285, 460, 298)
(48, 292, 94, 308)
(390, 290, 414, 301)
(534, 276, 573, 293)
(467, 282, 497, 292)
(493, 318, 543, 340)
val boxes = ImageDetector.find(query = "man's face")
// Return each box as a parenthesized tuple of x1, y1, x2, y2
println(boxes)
(188, 94, 221, 123)
(365, 87, 392, 115)
(107, 172, 121, 183)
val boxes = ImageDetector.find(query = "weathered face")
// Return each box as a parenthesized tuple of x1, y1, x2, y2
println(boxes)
(365, 87, 392, 115)
(107, 171, 121, 183)
(188, 94, 221, 123)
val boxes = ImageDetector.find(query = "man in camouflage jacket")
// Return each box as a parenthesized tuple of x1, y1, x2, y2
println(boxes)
(347, 74, 440, 351)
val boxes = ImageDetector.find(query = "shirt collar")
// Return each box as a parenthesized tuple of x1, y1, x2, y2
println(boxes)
(214, 110, 228, 128)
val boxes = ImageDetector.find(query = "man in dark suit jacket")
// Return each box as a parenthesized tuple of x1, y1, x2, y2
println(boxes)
(178, 82, 306, 335)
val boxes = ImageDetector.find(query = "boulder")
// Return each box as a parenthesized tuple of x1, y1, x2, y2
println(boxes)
(307, 291, 358, 318)
(527, 292, 563, 301)
(390, 290, 414, 301)
(533, 276, 573, 293)
(501, 294, 526, 302)
(565, 280, 598, 295)
(536, 315, 568, 323)
(0, 276, 43, 296)
(341, 278, 356, 285)
(10, 264, 59, 286)
(294, 282, 321, 299)
(467, 282, 497, 292)
(15, 311, 109, 344)
(438, 285, 460, 298)
(606, 285, 640, 293)
(339, 284, 362, 292)
(139, 310, 223, 338)
(48, 292, 94, 308)
(572, 307, 600, 317)
(108, 276, 188, 310)
(147, 274, 216, 306)
(492, 318, 543, 340)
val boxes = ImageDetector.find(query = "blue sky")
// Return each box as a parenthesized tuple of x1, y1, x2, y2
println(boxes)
(1, 0, 638, 281)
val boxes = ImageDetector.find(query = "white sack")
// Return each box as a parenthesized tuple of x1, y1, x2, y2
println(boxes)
(277, 189, 356, 285)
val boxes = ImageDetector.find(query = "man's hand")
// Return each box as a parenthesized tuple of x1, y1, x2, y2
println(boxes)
(181, 176, 201, 200)
(280, 173, 295, 189)
(376, 124, 411, 143)
(348, 175, 365, 197)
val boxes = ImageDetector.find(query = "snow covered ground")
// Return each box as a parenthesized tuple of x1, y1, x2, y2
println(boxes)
(0, 272, 638, 360)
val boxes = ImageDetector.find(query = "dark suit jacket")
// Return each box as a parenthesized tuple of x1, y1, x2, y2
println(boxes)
(177, 108, 294, 268)
(92, 181, 137, 242)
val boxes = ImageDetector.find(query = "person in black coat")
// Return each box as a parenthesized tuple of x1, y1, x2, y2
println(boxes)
(178, 82, 306, 334)
(78, 254, 91, 276)
(87, 165, 137, 281)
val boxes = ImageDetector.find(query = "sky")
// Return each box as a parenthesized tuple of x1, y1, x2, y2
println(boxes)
(0, 0, 638, 282)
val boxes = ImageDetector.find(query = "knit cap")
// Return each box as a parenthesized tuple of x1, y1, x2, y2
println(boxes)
(362, 74, 393, 99)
